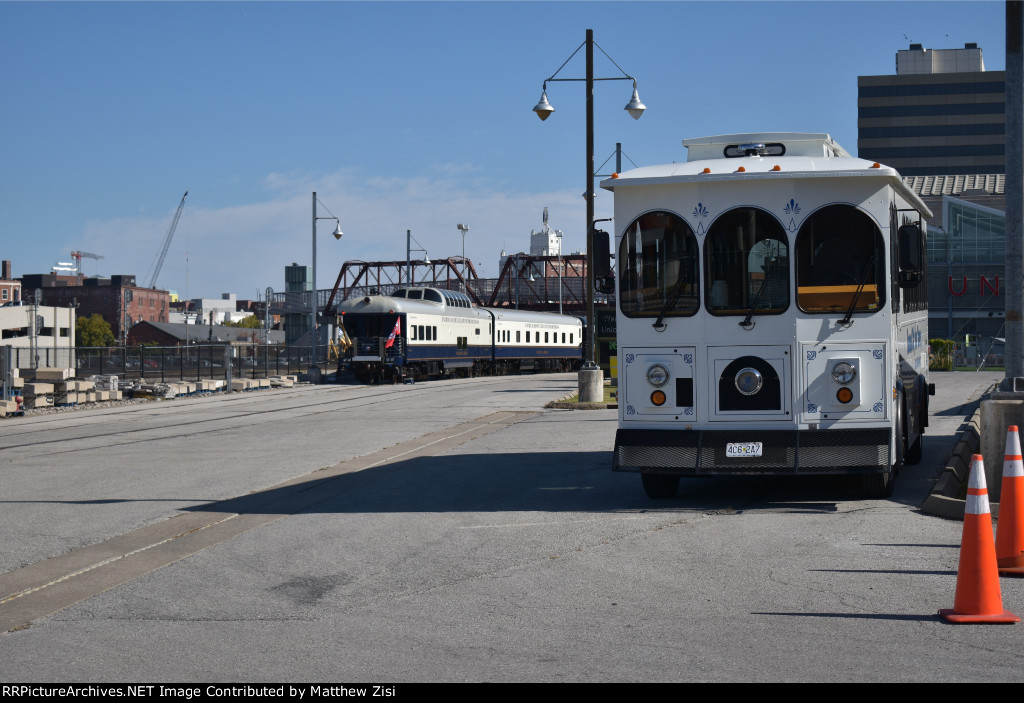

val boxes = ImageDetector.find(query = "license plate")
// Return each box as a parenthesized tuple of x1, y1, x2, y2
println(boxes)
(726, 442, 763, 458)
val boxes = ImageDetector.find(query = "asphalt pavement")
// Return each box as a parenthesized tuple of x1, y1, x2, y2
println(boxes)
(1, 370, 1020, 682)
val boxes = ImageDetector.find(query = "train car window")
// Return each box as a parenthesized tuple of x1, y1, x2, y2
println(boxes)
(562, 333, 566, 344)
(620, 210, 699, 318)
(418, 325, 424, 339)
(527, 331, 531, 343)
(432, 326, 437, 339)
(705, 207, 789, 316)
(408, 290, 423, 300)
(517, 330, 521, 343)
(475, 328, 480, 335)
(545, 332, 549, 343)
(425, 290, 444, 304)
(796, 204, 886, 314)
(411, 326, 417, 340)
(570, 333, 574, 344)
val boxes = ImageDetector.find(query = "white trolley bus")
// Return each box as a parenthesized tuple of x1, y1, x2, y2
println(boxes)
(604, 133, 933, 498)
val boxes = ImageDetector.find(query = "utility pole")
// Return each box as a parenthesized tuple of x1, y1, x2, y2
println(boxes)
(1005, 0, 1024, 388)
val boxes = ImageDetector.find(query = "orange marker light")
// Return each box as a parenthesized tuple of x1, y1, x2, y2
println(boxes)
(771, 165, 781, 171)
(702, 167, 711, 174)
(611, 173, 619, 179)
(737, 166, 746, 173)
(651, 390, 667, 406)
(871, 162, 882, 168)
(836, 387, 854, 404)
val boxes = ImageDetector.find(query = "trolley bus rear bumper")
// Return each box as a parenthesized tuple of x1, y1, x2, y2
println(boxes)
(614, 428, 891, 475)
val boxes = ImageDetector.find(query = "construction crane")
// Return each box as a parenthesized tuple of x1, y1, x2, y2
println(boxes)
(147, 190, 188, 289)
(70, 250, 104, 276)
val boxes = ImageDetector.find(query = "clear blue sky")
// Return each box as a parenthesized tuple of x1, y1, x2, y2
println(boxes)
(0, 0, 1007, 299)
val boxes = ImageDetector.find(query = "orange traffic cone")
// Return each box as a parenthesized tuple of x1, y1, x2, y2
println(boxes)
(996, 427, 1024, 575)
(940, 454, 1020, 623)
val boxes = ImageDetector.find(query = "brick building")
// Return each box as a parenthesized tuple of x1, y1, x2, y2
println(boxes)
(0, 261, 21, 305)
(21, 273, 170, 343)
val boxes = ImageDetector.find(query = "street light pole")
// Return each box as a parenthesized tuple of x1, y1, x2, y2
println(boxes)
(585, 29, 596, 370)
(406, 230, 430, 286)
(533, 28, 645, 401)
(457, 224, 470, 291)
(310, 191, 343, 383)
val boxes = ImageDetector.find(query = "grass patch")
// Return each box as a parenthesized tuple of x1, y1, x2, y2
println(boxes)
(562, 386, 618, 404)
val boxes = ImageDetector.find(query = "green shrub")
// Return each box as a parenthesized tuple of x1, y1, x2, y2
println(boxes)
(929, 338, 954, 371)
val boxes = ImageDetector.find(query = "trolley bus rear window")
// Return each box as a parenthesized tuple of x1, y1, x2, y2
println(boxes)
(796, 204, 886, 313)
(619, 211, 699, 318)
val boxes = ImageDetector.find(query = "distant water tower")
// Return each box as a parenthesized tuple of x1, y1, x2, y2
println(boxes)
(530, 207, 563, 257)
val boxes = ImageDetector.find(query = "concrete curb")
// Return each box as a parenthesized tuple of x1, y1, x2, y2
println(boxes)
(546, 387, 617, 410)
(547, 401, 618, 410)
(921, 385, 995, 520)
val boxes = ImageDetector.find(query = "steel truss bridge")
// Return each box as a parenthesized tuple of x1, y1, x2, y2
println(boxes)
(271, 255, 613, 319)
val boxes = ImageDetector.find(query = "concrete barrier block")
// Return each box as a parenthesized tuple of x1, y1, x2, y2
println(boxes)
(55, 391, 80, 405)
(33, 368, 74, 382)
(24, 382, 55, 396)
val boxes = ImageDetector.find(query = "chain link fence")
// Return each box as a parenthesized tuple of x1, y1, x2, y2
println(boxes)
(5, 344, 332, 383)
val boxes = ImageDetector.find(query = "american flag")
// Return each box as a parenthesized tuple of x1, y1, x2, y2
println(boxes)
(385, 318, 401, 349)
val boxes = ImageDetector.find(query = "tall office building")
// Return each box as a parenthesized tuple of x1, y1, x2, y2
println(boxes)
(860, 43, 1007, 356)
(858, 43, 1005, 177)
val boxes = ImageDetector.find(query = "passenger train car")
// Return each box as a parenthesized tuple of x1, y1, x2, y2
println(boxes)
(603, 133, 933, 499)
(336, 287, 583, 383)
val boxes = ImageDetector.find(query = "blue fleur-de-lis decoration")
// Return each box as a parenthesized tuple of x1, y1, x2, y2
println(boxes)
(784, 198, 800, 215)
(683, 354, 693, 364)
(625, 354, 635, 364)
(873, 350, 883, 359)
(806, 351, 816, 361)
(684, 407, 694, 415)
(808, 403, 818, 413)
(626, 404, 637, 415)
(692, 202, 709, 219)
(873, 402, 883, 413)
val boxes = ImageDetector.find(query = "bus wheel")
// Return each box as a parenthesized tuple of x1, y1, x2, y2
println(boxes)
(906, 434, 923, 465)
(641, 473, 679, 499)
(862, 470, 895, 499)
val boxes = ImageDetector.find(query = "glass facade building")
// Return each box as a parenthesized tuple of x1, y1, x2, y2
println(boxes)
(927, 196, 1006, 359)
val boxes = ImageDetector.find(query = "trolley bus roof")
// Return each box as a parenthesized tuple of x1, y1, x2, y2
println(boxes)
(601, 132, 931, 217)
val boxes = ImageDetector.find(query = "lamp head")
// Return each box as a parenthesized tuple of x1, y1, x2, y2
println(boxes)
(624, 82, 645, 120)
(332, 222, 344, 240)
(532, 88, 555, 121)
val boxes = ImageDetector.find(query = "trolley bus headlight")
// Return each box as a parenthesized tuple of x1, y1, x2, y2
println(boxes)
(734, 368, 763, 396)
(831, 361, 856, 385)
(646, 364, 670, 387)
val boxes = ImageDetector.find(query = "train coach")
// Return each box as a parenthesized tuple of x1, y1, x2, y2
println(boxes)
(336, 287, 583, 383)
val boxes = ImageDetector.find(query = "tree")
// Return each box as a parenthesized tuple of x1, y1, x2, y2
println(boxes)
(223, 315, 263, 329)
(77, 313, 115, 347)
